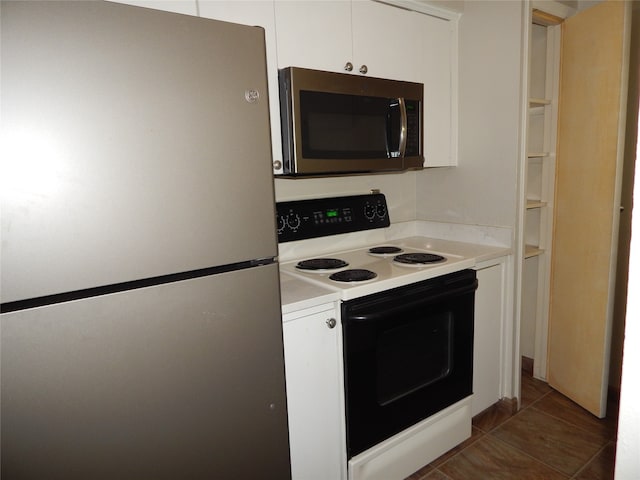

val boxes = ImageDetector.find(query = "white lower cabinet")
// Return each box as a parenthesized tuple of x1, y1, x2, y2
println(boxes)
(472, 258, 507, 416)
(282, 302, 347, 480)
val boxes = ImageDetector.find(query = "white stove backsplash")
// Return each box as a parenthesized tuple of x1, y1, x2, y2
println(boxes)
(413, 221, 512, 249)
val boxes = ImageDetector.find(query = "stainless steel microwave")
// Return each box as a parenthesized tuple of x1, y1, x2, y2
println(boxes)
(278, 67, 424, 177)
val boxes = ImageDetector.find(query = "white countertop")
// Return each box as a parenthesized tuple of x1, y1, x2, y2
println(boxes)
(396, 236, 511, 265)
(279, 271, 340, 315)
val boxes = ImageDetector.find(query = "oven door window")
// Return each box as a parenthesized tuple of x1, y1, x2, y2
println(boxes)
(377, 312, 453, 406)
(299, 90, 401, 159)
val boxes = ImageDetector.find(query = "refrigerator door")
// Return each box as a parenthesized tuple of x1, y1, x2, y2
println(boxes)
(1, 263, 290, 479)
(1, 1, 278, 303)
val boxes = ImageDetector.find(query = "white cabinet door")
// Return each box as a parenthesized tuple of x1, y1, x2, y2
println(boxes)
(354, 4, 455, 166)
(422, 13, 455, 166)
(473, 261, 505, 416)
(351, 1, 423, 82)
(197, 1, 284, 174)
(274, 0, 352, 72)
(283, 304, 346, 480)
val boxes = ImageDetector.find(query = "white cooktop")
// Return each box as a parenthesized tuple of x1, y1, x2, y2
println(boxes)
(280, 237, 475, 300)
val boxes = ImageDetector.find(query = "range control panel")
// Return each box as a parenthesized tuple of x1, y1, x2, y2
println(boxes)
(276, 193, 390, 243)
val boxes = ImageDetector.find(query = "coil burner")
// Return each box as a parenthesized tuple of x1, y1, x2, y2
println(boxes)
(368, 246, 404, 256)
(296, 258, 349, 272)
(394, 252, 446, 266)
(329, 269, 377, 283)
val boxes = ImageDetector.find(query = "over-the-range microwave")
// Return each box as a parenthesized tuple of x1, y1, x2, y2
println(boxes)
(277, 67, 424, 177)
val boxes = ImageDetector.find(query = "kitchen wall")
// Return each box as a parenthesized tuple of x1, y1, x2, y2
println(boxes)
(415, 0, 523, 232)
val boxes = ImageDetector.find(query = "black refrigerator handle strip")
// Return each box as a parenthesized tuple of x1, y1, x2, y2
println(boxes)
(0, 257, 277, 314)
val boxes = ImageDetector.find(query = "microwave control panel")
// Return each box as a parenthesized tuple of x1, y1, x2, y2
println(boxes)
(405, 99, 420, 157)
(276, 194, 390, 243)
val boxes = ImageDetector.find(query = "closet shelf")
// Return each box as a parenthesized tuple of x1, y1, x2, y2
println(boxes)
(526, 199, 547, 209)
(529, 97, 551, 107)
(524, 244, 544, 258)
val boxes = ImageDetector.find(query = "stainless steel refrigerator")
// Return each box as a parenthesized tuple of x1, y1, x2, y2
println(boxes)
(0, 2, 290, 478)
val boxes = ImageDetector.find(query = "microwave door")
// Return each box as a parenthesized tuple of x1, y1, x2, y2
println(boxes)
(277, 66, 424, 176)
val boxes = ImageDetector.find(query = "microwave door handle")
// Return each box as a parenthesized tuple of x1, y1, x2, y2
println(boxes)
(398, 97, 408, 157)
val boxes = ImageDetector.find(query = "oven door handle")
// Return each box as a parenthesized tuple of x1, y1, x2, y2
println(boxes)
(348, 280, 478, 323)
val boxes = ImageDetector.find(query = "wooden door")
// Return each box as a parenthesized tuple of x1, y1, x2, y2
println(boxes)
(547, 0, 631, 418)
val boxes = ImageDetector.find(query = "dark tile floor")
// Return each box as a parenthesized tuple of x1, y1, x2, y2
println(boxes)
(405, 370, 619, 480)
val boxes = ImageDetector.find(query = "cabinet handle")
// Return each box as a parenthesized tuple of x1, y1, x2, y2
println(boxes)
(344, 62, 354, 72)
(359, 64, 368, 75)
(326, 318, 337, 329)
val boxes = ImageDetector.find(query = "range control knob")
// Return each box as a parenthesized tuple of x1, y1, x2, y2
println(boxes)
(286, 212, 301, 231)
(364, 203, 376, 220)
(376, 203, 387, 219)
(276, 215, 286, 233)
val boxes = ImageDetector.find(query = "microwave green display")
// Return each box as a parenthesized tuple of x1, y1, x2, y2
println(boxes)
(326, 209, 338, 218)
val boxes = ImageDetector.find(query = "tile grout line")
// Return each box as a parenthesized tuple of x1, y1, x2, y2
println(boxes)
(474, 387, 576, 478)
(430, 389, 557, 479)
(487, 430, 573, 479)
(528, 402, 615, 441)
(416, 384, 585, 479)
(487, 399, 610, 478)
(428, 429, 489, 470)
(568, 440, 613, 479)
(521, 387, 554, 412)
(522, 375, 617, 443)
(473, 388, 553, 436)
(429, 468, 455, 480)
(520, 381, 616, 477)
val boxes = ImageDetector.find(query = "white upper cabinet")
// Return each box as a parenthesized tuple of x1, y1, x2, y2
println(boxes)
(351, 0, 424, 82)
(421, 12, 455, 166)
(274, 0, 353, 73)
(274, 0, 422, 82)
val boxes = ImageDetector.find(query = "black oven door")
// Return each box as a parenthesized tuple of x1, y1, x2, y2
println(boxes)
(341, 269, 477, 458)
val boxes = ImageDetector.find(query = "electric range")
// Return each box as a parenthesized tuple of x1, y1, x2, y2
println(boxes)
(277, 193, 478, 478)
(277, 193, 474, 300)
